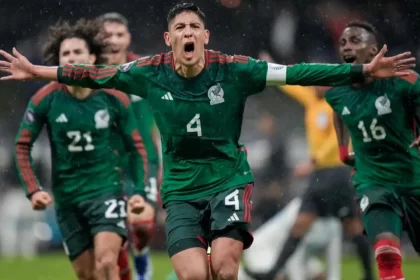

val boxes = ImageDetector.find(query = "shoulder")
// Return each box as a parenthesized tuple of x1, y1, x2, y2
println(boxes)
(101, 89, 131, 108)
(206, 50, 250, 66)
(31, 82, 62, 107)
(324, 86, 346, 104)
(135, 52, 172, 68)
(126, 52, 140, 61)
(394, 70, 419, 85)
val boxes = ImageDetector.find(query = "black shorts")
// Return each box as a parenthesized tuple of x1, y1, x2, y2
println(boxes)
(299, 166, 357, 220)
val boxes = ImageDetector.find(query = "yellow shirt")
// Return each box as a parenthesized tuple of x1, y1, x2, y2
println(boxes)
(281, 85, 343, 169)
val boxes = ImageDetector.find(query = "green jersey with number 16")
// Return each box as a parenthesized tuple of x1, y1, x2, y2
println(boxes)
(14, 82, 148, 208)
(325, 71, 420, 194)
(57, 50, 368, 204)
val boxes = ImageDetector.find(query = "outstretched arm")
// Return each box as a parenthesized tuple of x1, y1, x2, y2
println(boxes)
(264, 45, 414, 86)
(333, 112, 355, 166)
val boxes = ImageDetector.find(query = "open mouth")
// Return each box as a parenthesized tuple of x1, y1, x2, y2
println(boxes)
(184, 42, 195, 58)
(343, 55, 356, 63)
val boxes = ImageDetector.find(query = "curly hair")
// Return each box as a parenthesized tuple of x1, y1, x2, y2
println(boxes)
(42, 18, 108, 65)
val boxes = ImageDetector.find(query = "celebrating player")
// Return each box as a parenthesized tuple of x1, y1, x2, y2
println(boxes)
(325, 20, 420, 280)
(98, 12, 160, 280)
(247, 84, 373, 280)
(0, 3, 415, 280)
(13, 19, 148, 280)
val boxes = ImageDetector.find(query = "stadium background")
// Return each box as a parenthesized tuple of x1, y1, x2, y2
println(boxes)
(0, 0, 419, 279)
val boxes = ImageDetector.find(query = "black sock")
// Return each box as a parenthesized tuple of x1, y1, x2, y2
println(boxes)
(262, 235, 302, 280)
(352, 235, 374, 280)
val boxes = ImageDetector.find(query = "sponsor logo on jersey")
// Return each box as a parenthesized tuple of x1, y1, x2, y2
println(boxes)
(375, 95, 392, 115)
(55, 113, 68, 123)
(25, 109, 35, 124)
(118, 60, 136, 72)
(342, 106, 351, 115)
(94, 109, 110, 129)
(161, 92, 173, 100)
(208, 83, 224, 105)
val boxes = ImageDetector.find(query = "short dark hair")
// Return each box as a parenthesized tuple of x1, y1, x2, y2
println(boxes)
(346, 20, 379, 44)
(167, 2, 206, 26)
(97, 12, 129, 27)
(42, 18, 108, 65)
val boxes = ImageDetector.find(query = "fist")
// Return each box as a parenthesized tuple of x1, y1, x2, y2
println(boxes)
(128, 195, 145, 215)
(31, 191, 52, 210)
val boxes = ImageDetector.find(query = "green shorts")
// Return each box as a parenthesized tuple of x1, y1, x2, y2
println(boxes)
(165, 183, 254, 257)
(356, 184, 420, 253)
(56, 192, 127, 261)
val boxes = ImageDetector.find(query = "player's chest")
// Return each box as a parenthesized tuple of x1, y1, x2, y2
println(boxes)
(46, 97, 117, 136)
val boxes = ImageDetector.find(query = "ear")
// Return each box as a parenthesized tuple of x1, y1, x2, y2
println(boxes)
(370, 45, 378, 57)
(164, 32, 171, 47)
(204, 29, 210, 45)
(88, 54, 96, 64)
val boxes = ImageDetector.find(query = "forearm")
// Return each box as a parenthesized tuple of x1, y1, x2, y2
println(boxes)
(14, 140, 42, 197)
(32, 65, 59, 81)
(267, 63, 368, 86)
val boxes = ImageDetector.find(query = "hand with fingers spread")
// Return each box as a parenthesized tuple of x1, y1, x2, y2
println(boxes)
(363, 45, 416, 78)
(0, 48, 36, 80)
(128, 194, 145, 215)
(31, 191, 53, 210)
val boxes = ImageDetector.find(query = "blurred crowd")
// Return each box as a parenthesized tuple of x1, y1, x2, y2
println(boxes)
(0, 0, 419, 257)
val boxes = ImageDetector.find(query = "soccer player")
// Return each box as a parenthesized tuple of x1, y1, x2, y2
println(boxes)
(98, 12, 160, 280)
(247, 84, 373, 280)
(12, 19, 148, 280)
(239, 197, 343, 280)
(325, 20, 420, 280)
(0, 3, 414, 280)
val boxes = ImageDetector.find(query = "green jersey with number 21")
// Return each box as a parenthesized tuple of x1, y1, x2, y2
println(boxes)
(325, 71, 420, 194)
(57, 50, 369, 204)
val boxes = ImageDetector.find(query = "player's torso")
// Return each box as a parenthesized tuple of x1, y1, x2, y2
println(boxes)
(144, 56, 252, 200)
(46, 90, 120, 187)
(327, 80, 420, 188)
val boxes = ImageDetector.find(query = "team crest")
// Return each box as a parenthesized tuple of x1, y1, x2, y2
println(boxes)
(94, 109, 110, 129)
(375, 95, 392, 115)
(208, 83, 225, 105)
(118, 61, 136, 72)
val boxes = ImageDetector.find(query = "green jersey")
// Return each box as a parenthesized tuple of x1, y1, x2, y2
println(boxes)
(15, 82, 148, 207)
(57, 50, 366, 204)
(325, 71, 420, 194)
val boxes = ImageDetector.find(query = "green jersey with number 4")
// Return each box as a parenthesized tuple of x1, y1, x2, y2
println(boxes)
(57, 50, 367, 204)
(325, 71, 420, 194)
(14, 82, 148, 208)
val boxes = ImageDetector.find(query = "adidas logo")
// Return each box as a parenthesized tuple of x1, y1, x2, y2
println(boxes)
(56, 113, 68, 123)
(161, 92, 173, 100)
(342, 106, 351, 115)
(227, 212, 240, 222)
(117, 220, 126, 229)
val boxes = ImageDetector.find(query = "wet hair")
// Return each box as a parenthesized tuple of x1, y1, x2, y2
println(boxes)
(345, 20, 379, 44)
(42, 18, 108, 65)
(97, 12, 129, 27)
(167, 2, 206, 26)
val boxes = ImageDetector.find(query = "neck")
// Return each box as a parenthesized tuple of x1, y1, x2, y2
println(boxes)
(174, 53, 205, 78)
(67, 86, 93, 100)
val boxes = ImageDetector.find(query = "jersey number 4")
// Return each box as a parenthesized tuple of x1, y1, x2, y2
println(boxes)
(186, 114, 202, 136)
(357, 118, 386, 142)
(67, 131, 95, 152)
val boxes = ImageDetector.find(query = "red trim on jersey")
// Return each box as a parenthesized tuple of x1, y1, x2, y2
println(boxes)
(238, 146, 248, 156)
(205, 49, 209, 69)
(131, 130, 149, 182)
(32, 82, 61, 106)
(135, 53, 172, 68)
(102, 89, 130, 108)
(126, 52, 139, 61)
(400, 71, 418, 84)
(15, 129, 40, 194)
(243, 183, 254, 223)
(207, 50, 248, 65)
(197, 235, 206, 247)
(62, 64, 118, 80)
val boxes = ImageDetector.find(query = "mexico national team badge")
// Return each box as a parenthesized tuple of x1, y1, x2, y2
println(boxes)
(94, 109, 110, 129)
(208, 83, 225, 105)
(119, 60, 136, 72)
(375, 95, 392, 115)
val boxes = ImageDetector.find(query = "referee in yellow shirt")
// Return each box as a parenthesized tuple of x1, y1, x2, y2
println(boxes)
(248, 85, 373, 280)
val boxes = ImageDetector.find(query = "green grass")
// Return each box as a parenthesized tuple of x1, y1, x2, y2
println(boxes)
(0, 251, 418, 279)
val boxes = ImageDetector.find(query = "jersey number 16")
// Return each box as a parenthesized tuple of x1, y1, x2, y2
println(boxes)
(357, 118, 386, 142)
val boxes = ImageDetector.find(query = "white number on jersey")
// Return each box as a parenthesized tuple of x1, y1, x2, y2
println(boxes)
(67, 131, 95, 152)
(104, 199, 127, 218)
(357, 118, 386, 142)
(186, 114, 202, 136)
(225, 189, 240, 210)
(145, 177, 158, 202)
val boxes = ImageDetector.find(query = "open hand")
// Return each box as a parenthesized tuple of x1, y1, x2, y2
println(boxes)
(365, 45, 416, 78)
(0, 48, 35, 80)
